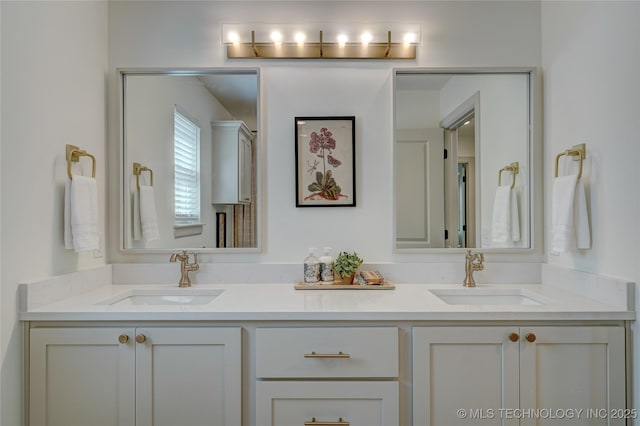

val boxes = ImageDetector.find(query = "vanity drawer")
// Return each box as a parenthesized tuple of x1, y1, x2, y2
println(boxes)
(255, 381, 399, 426)
(255, 327, 398, 378)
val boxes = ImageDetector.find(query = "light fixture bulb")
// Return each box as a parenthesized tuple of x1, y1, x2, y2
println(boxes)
(403, 32, 416, 46)
(270, 31, 283, 46)
(337, 34, 348, 48)
(228, 31, 240, 46)
(294, 32, 306, 46)
(463, 120, 471, 126)
(361, 32, 373, 46)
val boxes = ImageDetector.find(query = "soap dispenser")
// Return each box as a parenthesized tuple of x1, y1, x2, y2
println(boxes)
(319, 247, 335, 284)
(303, 248, 320, 284)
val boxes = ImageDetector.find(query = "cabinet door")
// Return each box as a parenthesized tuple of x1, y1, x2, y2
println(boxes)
(30, 328, 136, 426)
(413, 327, 520, 426)
(212, 121, 252, 204)
(519, 326, 626, 426)
(256, 381, 399, 426)
(238, 129, 253, 203)
(135, 327, 241, 426)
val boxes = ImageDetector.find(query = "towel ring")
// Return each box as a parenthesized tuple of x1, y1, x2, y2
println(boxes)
(555, 143, 585, 179)
(66, 144, 96, 180)
(133, 162, 153, 190)
(498, 162, 519, 189)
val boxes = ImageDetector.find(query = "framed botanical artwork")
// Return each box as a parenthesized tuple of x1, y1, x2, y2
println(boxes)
(295, 116, 356, 207)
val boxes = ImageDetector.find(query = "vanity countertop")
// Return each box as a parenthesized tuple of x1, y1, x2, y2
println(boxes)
(19, 280, 635, 322)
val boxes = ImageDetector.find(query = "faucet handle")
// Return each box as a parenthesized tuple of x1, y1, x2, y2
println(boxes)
(465, 249, 483, 262)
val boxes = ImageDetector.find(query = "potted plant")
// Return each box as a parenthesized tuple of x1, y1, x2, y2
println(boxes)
(333, 251, 364, 284)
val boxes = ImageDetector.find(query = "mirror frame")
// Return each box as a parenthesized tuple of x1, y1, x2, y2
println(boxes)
(118, 67, 262, 254)
(392, 67, 542, 255)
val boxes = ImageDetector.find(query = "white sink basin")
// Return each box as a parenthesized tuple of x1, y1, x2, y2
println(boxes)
(97, 289, 223, 306)
(431, 289, 550, 305)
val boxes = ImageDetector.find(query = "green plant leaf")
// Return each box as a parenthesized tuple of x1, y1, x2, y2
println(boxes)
(324, 170, 333, 186)
(308, 182, 322, 192)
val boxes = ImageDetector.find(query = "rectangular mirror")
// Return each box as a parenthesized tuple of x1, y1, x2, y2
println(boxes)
(120, 68, 260, 252)
(394, 69, 533, 250)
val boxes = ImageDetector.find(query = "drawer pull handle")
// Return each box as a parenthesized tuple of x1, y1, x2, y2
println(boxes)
(304, 351, 350, 359)
(135, 334, 147, 344)
(305, 417, 349, 426)
(525, 333, 536, 343)
(118, 334, 129, 344)
(508, 332, 519, 342)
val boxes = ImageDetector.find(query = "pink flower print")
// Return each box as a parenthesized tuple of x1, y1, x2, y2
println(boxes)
(320, 128, 336, 150)
(305, 125, 344, 201)
(309, 132, 321, 153)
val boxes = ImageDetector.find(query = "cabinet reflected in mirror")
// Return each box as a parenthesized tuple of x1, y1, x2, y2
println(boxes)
(121, 69, 259, 251)
(394, 70, 532, 250)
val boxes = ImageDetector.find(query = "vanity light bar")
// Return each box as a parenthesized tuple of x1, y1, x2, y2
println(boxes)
(222, 23, 420, 59)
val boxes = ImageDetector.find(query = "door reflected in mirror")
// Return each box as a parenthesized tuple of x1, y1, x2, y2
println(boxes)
(394, 70, 532, 250)
(121, 69, 260, 251)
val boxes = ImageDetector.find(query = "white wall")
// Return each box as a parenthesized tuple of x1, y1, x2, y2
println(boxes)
(541, 0, 640, 413)
(0, 1, 108, 424)
(107, 0, 542, 263)
(396, 89, 441, 129)
(0, 2, 3, 420)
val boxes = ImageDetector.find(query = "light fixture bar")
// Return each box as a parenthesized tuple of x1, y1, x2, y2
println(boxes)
(251, 30, 258, 57)
(222, 23, 420, 60)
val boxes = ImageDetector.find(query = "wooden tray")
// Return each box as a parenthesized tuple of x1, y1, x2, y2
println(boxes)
(295, 281, 395, 290)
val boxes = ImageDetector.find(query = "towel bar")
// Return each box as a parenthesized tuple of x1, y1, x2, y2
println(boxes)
(133, 162, 154, 190)
(498, 162, 519, 189)
(66, 144, 96, 180)
(555, 143, 585, 179)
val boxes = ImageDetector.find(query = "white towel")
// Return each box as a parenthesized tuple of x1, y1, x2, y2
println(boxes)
(574, 178, 590, 249)
(551, 174, 590, 253)
(510, 188, 520, 242)
(138, 185, 159, 242)
(491, 186, 520, 243)
(64, 176, 99, 252)
(133, 189, 142, 241)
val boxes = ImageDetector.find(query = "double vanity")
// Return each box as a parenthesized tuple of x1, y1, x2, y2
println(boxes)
(20, 264, 634, 426)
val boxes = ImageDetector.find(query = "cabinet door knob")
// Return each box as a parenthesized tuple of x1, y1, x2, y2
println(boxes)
(525, 333, 536, 343)
(304, 418, 349, 426)
(118, 334, 129, 344)
(508, 332, 519, 342)
(135, 334, 147, 344)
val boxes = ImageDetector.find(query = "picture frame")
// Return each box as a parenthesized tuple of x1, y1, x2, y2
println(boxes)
(295, 116, 356, 207)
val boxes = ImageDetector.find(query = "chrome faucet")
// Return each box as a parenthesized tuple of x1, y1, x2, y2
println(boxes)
(463, 250, 484, 287)
(169, 251, 199, 287)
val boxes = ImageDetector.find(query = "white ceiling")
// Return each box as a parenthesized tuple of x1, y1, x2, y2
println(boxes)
(198, 73, 258, 129)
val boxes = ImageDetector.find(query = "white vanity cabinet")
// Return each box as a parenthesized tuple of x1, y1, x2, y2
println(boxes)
(29, 327, 241, 426)
(255, 327, 400, 426)
(211, 120, 253, 204)
(413, 326, 626, 426)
